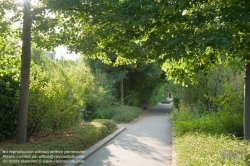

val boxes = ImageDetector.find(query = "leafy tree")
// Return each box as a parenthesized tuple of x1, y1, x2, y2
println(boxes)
(167, 66, 244, 112)
(0, 0, 21, 57)
(36, 0, 250, 139)
(4, 0, 247, 139)
(85, 57, 165, 106)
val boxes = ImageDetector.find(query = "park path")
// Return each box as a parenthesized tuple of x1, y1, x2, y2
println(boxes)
(79, 103, 172, 166)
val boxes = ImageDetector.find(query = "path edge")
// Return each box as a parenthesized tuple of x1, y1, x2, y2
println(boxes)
(64, 127, 126, 166)
(171, 124, 177, 166)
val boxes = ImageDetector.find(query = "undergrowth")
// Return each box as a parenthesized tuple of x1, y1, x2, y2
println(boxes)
(171, 102, 248, 165)
(95, 105, 144, 123)
(171, 103, 243, 137)
(0, 119, 116, 166)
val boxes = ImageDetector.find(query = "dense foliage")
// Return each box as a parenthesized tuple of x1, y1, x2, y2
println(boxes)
(28, 0, 249, 138)
(0, 47, 155, 141)
(34, 0, 249, 77)
(170, 65, 244, 137)
(28, 55, 89, 137)
(0, 50, 110, 141)
(85, 57, 166, 107)
(1, 0, 249, 143)
(172, 104, 243, 137)
(167, 65, 244, 111)
(170, 67, 247, 164)
(0, 2, 22, 141)
(0, 55, 20, 141)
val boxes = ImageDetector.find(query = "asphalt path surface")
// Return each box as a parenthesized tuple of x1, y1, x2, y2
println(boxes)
(79, 103, 172, 166)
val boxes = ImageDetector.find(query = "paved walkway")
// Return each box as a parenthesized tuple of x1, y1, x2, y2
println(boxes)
(79, 103, 172, 166)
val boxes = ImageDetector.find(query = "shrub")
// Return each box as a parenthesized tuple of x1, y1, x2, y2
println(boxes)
(0, 74, 19, 141)
(124, 92, 141, 106)
(173, 98, 180, 110)
(81, 71, 116, 121)
(27, 58, 90, 138)
(172, 102, 243, 137)
(214, 83, 244, 114)
(166, 66, 244, 112)
(149, 83, 166, 105)
(110, 105, 143, 123)
(0, 55, 20, 141)
(95, 108, 112, 119)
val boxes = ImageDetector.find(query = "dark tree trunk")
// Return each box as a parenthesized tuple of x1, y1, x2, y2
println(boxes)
(120, 79, 124, 105)
(244, 56, 250, 140)
(17, 0, 32, 144)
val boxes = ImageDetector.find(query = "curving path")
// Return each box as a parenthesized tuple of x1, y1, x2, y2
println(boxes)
(79, 103, 172, 166)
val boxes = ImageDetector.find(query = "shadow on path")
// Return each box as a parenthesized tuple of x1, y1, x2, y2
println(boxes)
(80, 103, 172, 166)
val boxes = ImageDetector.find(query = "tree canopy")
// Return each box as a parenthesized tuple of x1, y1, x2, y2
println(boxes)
(30, 0, 250, 139)
(1, 0, 250, 140)
(33, 0, 249, 79)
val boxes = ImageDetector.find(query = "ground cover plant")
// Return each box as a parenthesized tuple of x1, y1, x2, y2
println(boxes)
(175, 134, 250, 166)
(0, 119, 116, 166)
(171, 104, 249, 165)
(95, 105, 144, 123)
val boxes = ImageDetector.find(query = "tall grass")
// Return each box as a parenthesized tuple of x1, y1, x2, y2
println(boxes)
(171, 101, 248, 165)
(175, 134, 250, 166)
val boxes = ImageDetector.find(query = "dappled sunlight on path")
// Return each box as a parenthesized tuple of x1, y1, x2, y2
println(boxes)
(80, 103, 172, 166)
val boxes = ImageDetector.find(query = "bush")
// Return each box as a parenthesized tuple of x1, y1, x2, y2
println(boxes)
(95, 108, 112, 119)
(0, 55, 20, 141)
(27, 58, 90, 138)
(173, 98, 180, 110)
(166, 66, 244, 112)
(149, 83, 166, 105)
(214, 83, 244, 114)
(172, 102, 243, 137)
(110, 105, 143, 123)
(81, 71, 117, 121)
(0, 74, 19, 141)
(124, 92, 141, 106)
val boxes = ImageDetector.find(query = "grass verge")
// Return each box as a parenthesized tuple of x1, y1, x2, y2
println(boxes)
(0, 119, 116, 166)
(175, 133, 250, 166)
(171, 102, 249, 165)
(0, 105, 144, 165)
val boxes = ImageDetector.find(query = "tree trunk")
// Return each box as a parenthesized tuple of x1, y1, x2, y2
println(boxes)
(244, 56, 250, 140)
(17, 0, 32, 144)
(120, 79, 124, 105)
